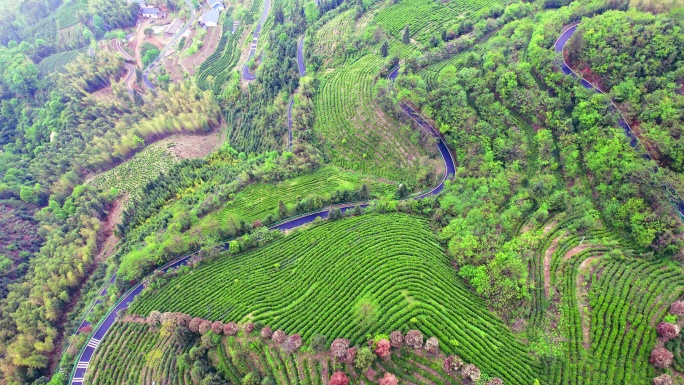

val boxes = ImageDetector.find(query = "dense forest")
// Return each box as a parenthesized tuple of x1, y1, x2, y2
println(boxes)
(1, 0, 684, 384)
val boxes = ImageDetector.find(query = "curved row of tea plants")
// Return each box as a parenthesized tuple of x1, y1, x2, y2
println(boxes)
(205, 166, 394, 225)
(84, 319, 458, 385)
(88, 145, 178, 204)
(130, 214, 541, 384)
(536, 220, 684, 385)
(196, 10, 244, 93)
(38, 48, 87, 74)
(84, 322, 186, 385)
(374, 0, 501, 45)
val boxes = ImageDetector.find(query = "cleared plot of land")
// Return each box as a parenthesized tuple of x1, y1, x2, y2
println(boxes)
(131, 214, 541, 384)
(87, 132, 221, 203)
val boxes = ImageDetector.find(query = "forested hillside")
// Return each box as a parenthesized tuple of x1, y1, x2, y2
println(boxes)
(1, 0, 684, 384)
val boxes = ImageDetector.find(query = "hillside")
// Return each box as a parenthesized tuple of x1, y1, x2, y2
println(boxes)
(0, 0, 684, 384)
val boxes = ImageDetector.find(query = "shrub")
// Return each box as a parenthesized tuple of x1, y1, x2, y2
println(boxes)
(389, 331, 403, 348)
(329, 372, 349, 385)
(653, 374, 673, 385)
(311, 334, 327, 352)
(285, 334, 302, 353)
(425, 337, 439, 354)
(405, 330, 423, 349)
(354, 347, 376, 371)
(670, 301, 684, 316)
(211, 321, 224, 334)
(242, 371, 259, 385)
(189, 317, 203, 333)
(149, 310, 162, 326)
(331, 338, 350, 359)
(443, 355, 464, 374)
(462, 363, 481, 383)
(657, 322, 680, 340)
(272, 329, 287, 344)
(174, 325, 193, 345)
(375, 339, 391, 358)
(199, 320, 212, 334)
(379, 373, 398, 385)
(650, 348, 674, 369)
(201, 333, 216, 349)
(345, 347, 357, 363)
(244, 322, 255, 334)
(261, 326, 273, 339)
(177, 313, 191, 327)
(224, 322, 238, 336)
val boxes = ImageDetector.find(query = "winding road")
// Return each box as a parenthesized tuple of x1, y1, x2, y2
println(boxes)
(242, 0, 271, 81)
(556, 24, 684, 216)
(286, 36, 306, 149)
(68, 28, 455, 385)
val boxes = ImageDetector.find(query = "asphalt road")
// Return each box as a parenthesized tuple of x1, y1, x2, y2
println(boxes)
(242, 0, 271, 81)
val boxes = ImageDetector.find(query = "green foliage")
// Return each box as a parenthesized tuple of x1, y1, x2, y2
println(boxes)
(314, 53, 436, 186)
(38, 48, 87, 74)
(567, 10, 684, 172)
(131, 214, 541, 384)
(354, 347, 375, 371)
(85, 323, 457, 384)
(141, 43, 161, 68)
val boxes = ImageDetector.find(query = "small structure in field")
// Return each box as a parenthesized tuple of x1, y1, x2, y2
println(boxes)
(164, 19, 185, 38)
(200, 10, 220, 27)
(140, 7, 166, 19)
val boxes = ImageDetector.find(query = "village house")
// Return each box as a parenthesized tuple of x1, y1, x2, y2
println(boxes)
(140, 7, 166, 19)
(200, 10, 220, 28)
(164, 18, 185, 38)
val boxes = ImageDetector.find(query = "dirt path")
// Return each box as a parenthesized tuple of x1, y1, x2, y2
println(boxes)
(95, 197, 125, 263)
(564, 244, 593, 261)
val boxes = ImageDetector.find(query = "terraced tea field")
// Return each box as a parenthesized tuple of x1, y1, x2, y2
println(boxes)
(131, 214, 541, 384)
(38, 48, 87, 74)
(314, 53, 436, 184)
(204, 166, 394, 225)
(82, 323, 184, 385)
(527, 213, 684, 385)
(88, 145, 177, 204)
(83, 320, 458, 385)
(374, 0, 504, 45)
(196, 11, 244, 93)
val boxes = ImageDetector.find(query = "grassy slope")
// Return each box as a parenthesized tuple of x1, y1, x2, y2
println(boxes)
(131, 214, 541, 384)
